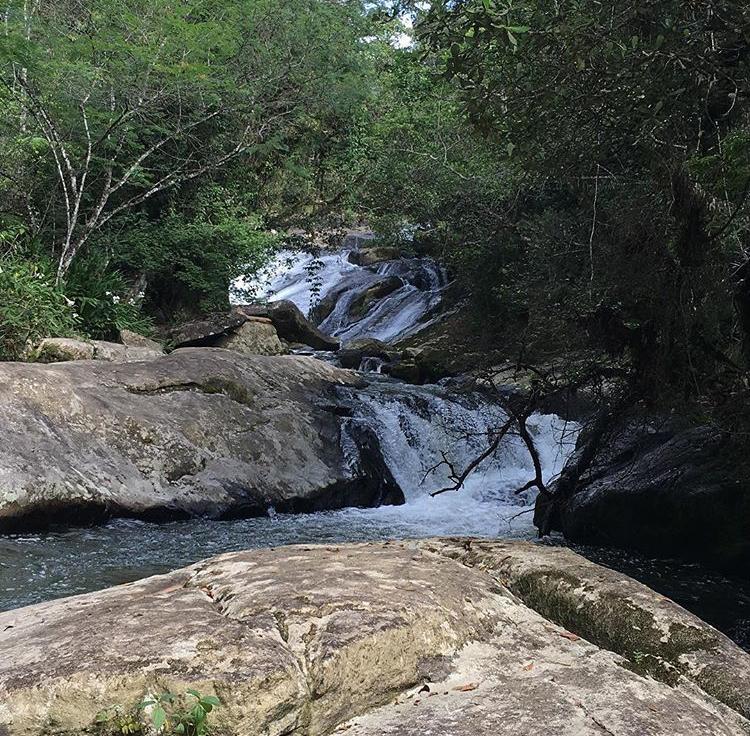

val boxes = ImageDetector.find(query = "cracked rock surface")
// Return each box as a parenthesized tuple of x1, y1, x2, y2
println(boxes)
(1, 539, 749, 735)
(0, 349, 396, 531)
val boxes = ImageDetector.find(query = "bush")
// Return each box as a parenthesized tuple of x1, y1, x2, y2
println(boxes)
(0, 256, 79, 360)
(66, 254, 153, 341)
(110, 186, 277, 323)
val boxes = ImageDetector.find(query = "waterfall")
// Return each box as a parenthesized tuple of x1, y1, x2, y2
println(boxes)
(233, 247, 447, 344)
(338, 377, 576, 536)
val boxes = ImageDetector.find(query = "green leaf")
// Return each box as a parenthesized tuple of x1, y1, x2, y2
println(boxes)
(151, 706, 167, 731)
(201, 696, 220, 707)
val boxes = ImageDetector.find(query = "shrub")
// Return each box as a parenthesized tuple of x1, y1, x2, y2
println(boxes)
(0, 256, 79, 360)
(96, 689, 222, 736)
(66, 254, 153, 341)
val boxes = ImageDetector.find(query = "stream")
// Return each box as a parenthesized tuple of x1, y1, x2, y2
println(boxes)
(2, 243, 750, 653)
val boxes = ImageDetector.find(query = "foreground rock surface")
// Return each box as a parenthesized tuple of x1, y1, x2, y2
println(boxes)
(0, 349, 401, 530)
(1, 539, 749, 736)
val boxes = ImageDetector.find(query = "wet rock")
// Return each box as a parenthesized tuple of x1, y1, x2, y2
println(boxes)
(0, 349, 401, 531)
(539, 416, 750, 573)
(1, 540, 749, 736)
(349, 276, 404, 320)
(237, 301, 339, 351)
(338, 338, 399, 369)
(348, 246, 403, 267)
(383, 359, 422, 384)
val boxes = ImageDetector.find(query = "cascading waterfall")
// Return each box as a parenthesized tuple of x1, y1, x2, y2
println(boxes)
(337, 377, 576, 537)
(1, 241, 578, 611)
(233, 247, 447, 344)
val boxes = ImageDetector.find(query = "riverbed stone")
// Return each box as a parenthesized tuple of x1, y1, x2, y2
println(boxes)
(237, 301, 340, 351)
(0, 349, 401, 530)
(0, 539, 748, 736)
(214, 318, 287, 356)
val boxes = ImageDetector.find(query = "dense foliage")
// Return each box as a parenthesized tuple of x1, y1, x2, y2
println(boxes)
(387, 1, 750, 410)
(0, 0, 372, 354)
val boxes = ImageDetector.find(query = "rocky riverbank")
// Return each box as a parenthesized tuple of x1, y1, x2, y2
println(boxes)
(1, 539, 749, 736)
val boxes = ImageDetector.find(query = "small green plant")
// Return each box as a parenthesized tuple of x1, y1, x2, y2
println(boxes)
(94, 705, 142, 735)
(96, 689, 221, 736)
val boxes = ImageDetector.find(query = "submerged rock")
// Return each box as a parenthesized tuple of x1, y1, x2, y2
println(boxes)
(0, 349, 402, 531)
(1, 539, 748, 736)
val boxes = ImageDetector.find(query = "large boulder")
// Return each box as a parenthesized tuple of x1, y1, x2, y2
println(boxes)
(536, 416, 750, 573)
(237, 301, 339, 351)
(167, 313, 247, 349)
(214, 317, 286, 356)
(0, 350, 402, 531)
(29, 337, 94, 362)
(1, 539, 749, 736)
(28, 337, 162, 364)
(119, 329, 165, 353)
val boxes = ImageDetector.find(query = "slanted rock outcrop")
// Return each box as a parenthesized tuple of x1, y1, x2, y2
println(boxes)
(0, 349, 402, 531)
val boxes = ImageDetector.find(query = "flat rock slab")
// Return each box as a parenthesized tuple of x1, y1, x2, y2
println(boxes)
(1, 540, 749, 736)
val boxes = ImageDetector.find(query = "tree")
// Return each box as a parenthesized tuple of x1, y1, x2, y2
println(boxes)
(414, 0, 750, 394)
(0, 0, 371, 282)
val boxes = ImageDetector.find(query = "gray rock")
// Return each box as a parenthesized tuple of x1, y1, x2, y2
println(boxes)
(1, 539, 748, 736)
(214, 318, 286, 356)
(167, 313, 247, 348)
(28, 337, 95, 363)
(342, 230, 376, 249)
(91, 341, 163, 363)
(26, 338, 162, 364)
(119, 329, 164, 353)
(237, 301, 339, 351)
(538, 416, 750, 572)
(338, 338, 399, 369)
(348, 246, 403, 267)
(0, 349, 402, 530)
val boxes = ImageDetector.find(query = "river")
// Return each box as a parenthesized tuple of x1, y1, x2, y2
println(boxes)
(2, 241, 749, 653)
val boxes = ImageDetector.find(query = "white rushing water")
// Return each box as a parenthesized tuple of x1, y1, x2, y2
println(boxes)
(1, 242, 578, 610)
(233, 248, 447, 344)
